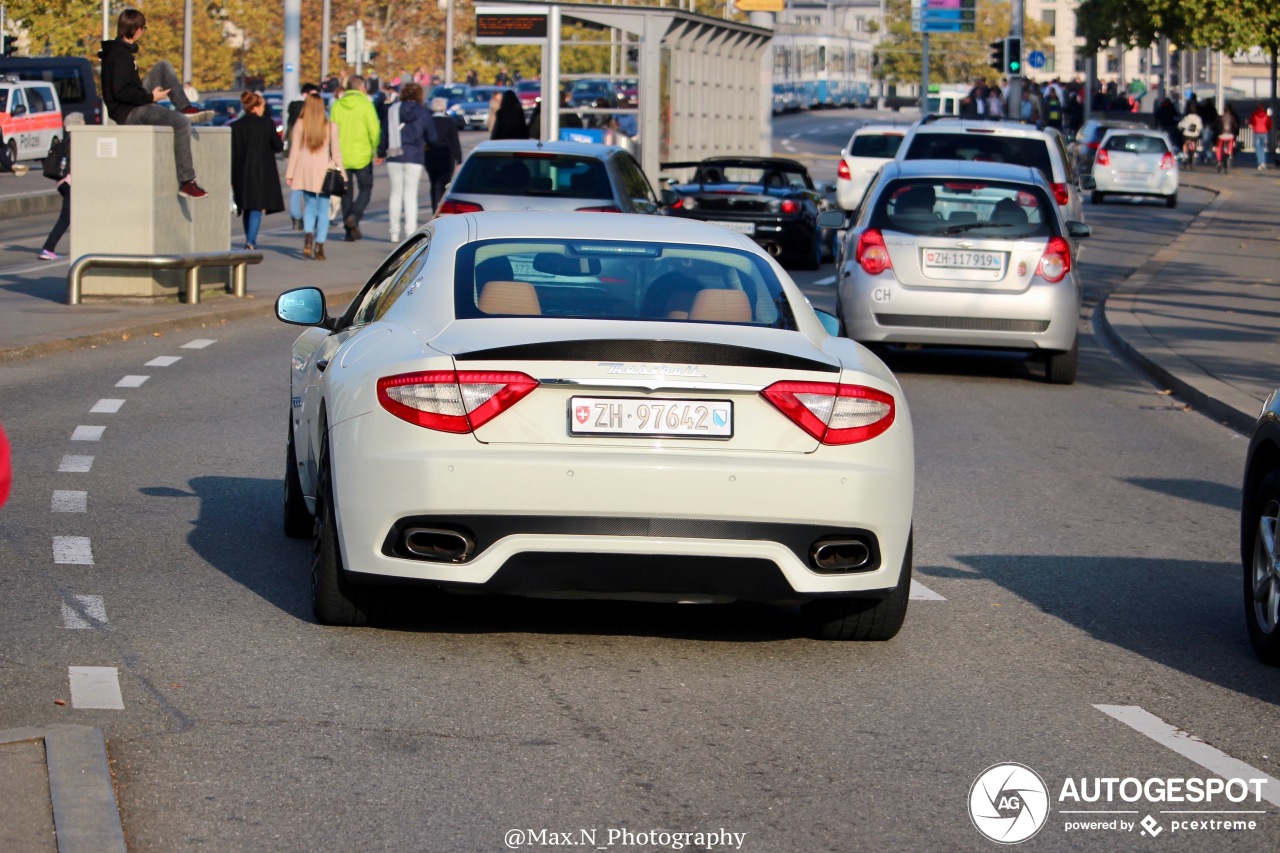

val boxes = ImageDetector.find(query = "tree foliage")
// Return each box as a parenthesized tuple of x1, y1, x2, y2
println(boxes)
(877, 0, 1052, 85)
(1075, 0, 1280, 54)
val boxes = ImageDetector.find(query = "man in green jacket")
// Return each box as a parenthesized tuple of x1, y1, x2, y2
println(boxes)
(330, 74, 381, 240)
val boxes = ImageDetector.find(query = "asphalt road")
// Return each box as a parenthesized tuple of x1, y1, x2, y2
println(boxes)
(0, 110, 1277, 852)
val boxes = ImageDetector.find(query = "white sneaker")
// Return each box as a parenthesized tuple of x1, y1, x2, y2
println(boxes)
(389, 232, 400, 243)
(11, 163, 29, 177)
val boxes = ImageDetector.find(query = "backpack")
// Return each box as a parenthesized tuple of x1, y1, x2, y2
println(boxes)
(42, 135, 70, 180)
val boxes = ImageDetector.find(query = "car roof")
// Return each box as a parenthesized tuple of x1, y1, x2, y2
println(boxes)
(878, 159, 1049, 187)
(1099, 127, 1167, 137)
(437, 210, 764, 251)
(472, 140, 626, 159)
(910, 117, 1059, 139)
(849, 123, 909, 136)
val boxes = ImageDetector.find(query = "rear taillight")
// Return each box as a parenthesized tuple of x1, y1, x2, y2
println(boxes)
(1159, 152, 1175, 170)
(760, 381, 895, 445)
(1086, 142, 1100, 150)
(1051, 182, 1070, 205)
(780, 199, 800, 215)
(837, 160, 851, 180)
(435, 199, 484, 216)
(1095, 149, 1110, 167)
(855, 228, 891, 275)
(377, 370, 538, 432)
(1035, 236, 1072, 283)
(575, 206, 622, 212)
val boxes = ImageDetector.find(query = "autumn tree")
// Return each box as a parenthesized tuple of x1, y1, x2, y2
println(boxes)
(876, 0, 1051, 86)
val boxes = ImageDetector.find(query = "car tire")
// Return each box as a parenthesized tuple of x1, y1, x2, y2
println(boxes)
(312, 428, 373, 626)
(1044, 337, 1079, 385)
(1244, 469, 1280, 665)
(284, 418, 313, 539)
(6, 139, 17, 167)
(801, 533, 912, 641)
(1165, 193, 1177, 209)
(1091, 190, 1104, 205)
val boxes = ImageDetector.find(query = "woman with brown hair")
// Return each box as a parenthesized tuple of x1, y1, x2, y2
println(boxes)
(378, 81, 436, 243)
(230, 90, 284, 250)
(285, 93, 345, 260)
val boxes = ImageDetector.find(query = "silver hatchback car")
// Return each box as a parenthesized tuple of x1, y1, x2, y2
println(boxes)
(825, 160, 1092, 384)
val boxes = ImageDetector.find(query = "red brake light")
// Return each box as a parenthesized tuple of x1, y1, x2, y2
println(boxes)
(1095, 149, 1110, 167)
(837, 160, 851, 180)
(436, 199, 484, 216)
(1159, 152, 1175, 170)
(943, 182, 987, 191)
(1051, 182, 1070, 206)
(760, 382, 895, 445)
(377, 370, 538, 432)
(513, 152, 557, 159)
(1035, 236, 1072, 283)
(856, 228, 891, 275)
(780, 199, 799, 214)
(575, 206, 622, 212)
(1086, 141, 1100, 150)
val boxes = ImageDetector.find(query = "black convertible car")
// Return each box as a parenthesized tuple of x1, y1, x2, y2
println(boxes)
(660, 157, 835, 270)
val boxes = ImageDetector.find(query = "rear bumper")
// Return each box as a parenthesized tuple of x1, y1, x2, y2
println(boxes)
(1093, 169, 1178, 196)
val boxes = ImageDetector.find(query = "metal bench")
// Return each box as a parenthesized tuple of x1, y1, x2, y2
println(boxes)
(66, 251, 265, 306)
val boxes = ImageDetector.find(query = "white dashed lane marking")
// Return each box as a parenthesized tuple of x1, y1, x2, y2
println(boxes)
(53, 536, 94, 565)
(68, 666, 124, 709)
(71, 426, 105, 441)
(145, 356, 182, 367)
(116, 375, 150, 387)
(62, 595, 107, 629)
(812, 275, 837, 286)
(51, 490, 87, 513)
(1094, 705, 1280, 807)
(181, 338, 217, 349)
(58, 455, 94, 473)
(90, 399, 125, 414)
(909, 580, 947, 601)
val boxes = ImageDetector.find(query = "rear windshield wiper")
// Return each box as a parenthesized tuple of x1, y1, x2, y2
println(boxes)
(938, 222, 1021, 235)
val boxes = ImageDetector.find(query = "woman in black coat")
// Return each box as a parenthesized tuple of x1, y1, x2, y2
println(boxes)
(230, 90, 285, 249)
(489, 90, 527, 140)
(425, 97, 463, 213)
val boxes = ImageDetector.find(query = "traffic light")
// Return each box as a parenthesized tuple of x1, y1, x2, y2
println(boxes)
(344, 25, 357, 65)
(2, 35, 16, 56)
(988, 40, 1004, 73)
(1004, 37, 1023, 77)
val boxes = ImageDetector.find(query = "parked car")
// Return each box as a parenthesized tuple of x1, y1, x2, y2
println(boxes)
(0, 57, 101, 125)
(0, 76, 63, 162)
(1090, 128, 1179, 207)
(449, 86, 507, 130)
(202, 96, 243, 126)
(897, 115, 1086, 230)
(568, 79, 617, 108)
(827, 159, 1093, 384)
(836, 124, 907, 211)
(436, 140, 660, 215)
(1242, 387, 1280, 665)
(515, 79, 543, 112)
(274, 212, 915, 639)
(613, 78, 638, 108)
(1069, 118, 1146, 174)
(662, 157, 837, 270)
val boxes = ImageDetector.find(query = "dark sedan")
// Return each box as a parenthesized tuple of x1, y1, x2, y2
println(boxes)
(661, 157, 835, 270)
(1242, 387, 1280, 665)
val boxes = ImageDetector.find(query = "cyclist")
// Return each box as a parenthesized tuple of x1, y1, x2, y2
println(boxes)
(1178, 109, 1204, 170)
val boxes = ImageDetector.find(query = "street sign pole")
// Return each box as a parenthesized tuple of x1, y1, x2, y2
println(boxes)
(921, 32, 930, 113)
(1008, 0, 1023, 115)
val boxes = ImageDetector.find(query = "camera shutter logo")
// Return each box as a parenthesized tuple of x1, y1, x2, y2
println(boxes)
(968, 763, 1051, 844)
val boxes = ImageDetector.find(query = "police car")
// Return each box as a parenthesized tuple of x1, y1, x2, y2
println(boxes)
(0, 76, 63, 162)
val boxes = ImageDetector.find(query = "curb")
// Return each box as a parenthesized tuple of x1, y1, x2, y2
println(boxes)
(0, 189, 61, 220)
(0, 725, 126, 853)
(1096, 183, 1259, 434)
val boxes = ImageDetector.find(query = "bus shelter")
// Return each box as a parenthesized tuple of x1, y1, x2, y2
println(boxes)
(474, 1, 773, 185)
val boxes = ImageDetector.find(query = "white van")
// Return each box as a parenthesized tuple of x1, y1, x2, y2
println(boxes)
(0, 76, 63, 162)
(923, 91, 962, 117)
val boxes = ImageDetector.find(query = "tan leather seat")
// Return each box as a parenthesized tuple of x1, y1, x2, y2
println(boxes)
(688, 289, 751, 323)
(478, 281, 541, 315)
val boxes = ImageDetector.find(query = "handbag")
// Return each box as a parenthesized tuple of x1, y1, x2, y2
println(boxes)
(321, 168, 346, 197)
(42, 137, 70, 180)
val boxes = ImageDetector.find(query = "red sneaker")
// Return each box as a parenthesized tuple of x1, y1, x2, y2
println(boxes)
(178, 180, 208, 199)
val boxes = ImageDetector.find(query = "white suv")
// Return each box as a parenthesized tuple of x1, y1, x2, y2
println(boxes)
(895, 116, 1085, 227)
(836, 124, 906, 211)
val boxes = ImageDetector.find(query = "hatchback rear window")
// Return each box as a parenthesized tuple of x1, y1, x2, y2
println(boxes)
(1103, 134, 1170, 154)
(850, 134, 903, 158)
(454, 239, 797, 329)
(453, 154, 614, 200)
(904, 133, 1054, 179)
(871, 178, 1055, 239)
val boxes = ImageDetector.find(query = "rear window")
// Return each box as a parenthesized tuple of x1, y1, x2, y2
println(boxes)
(871, 178, 1055, 239)
(850, 133, 903, 158)
(904, 132, 1055, 180)
(453, 154, 614, 200)
(1103, 134, 1170, 154)
(454, 239, 797, 329)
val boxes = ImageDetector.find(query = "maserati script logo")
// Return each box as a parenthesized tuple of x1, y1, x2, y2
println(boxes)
(575, 406, 590, 424)
(599, 362, 706, 378)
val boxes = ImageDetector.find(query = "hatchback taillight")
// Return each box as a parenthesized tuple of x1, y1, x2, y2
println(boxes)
(760, 381, 895, 445)
(377, 370, 538, 432)
(856, 228, 891, 275)
(436, 199, 484, 216)
(575, 205, 622, 212)
(837, 160, 851, 180)
(1159, 152, 1175, 170)
(1095, 149, 1110, 167)
(780, 199, 800, 215)
(1036, 236, 1072, 283)
(1051, 182, 1070, 205)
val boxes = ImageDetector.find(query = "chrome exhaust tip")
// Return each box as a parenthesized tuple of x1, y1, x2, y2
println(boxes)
(810, 538, 871, 573)
(763, 241, 784, 258)
(402, 527, 474, 563)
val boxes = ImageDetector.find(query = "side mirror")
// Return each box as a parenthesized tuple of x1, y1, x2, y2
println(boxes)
(813, 309, 841, 337)
(276, 287, 328, 326)
(1078, 174, 1097, 191)
(816, 209, 849, 230)
(1066, 221, 1092, 239)
(11, 104, 26, 116)
(659, 188, 680, 207)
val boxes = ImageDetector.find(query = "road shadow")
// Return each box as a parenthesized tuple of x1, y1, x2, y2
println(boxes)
(0, 270, 66, 303)
(1122, 477, 1240, 512)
